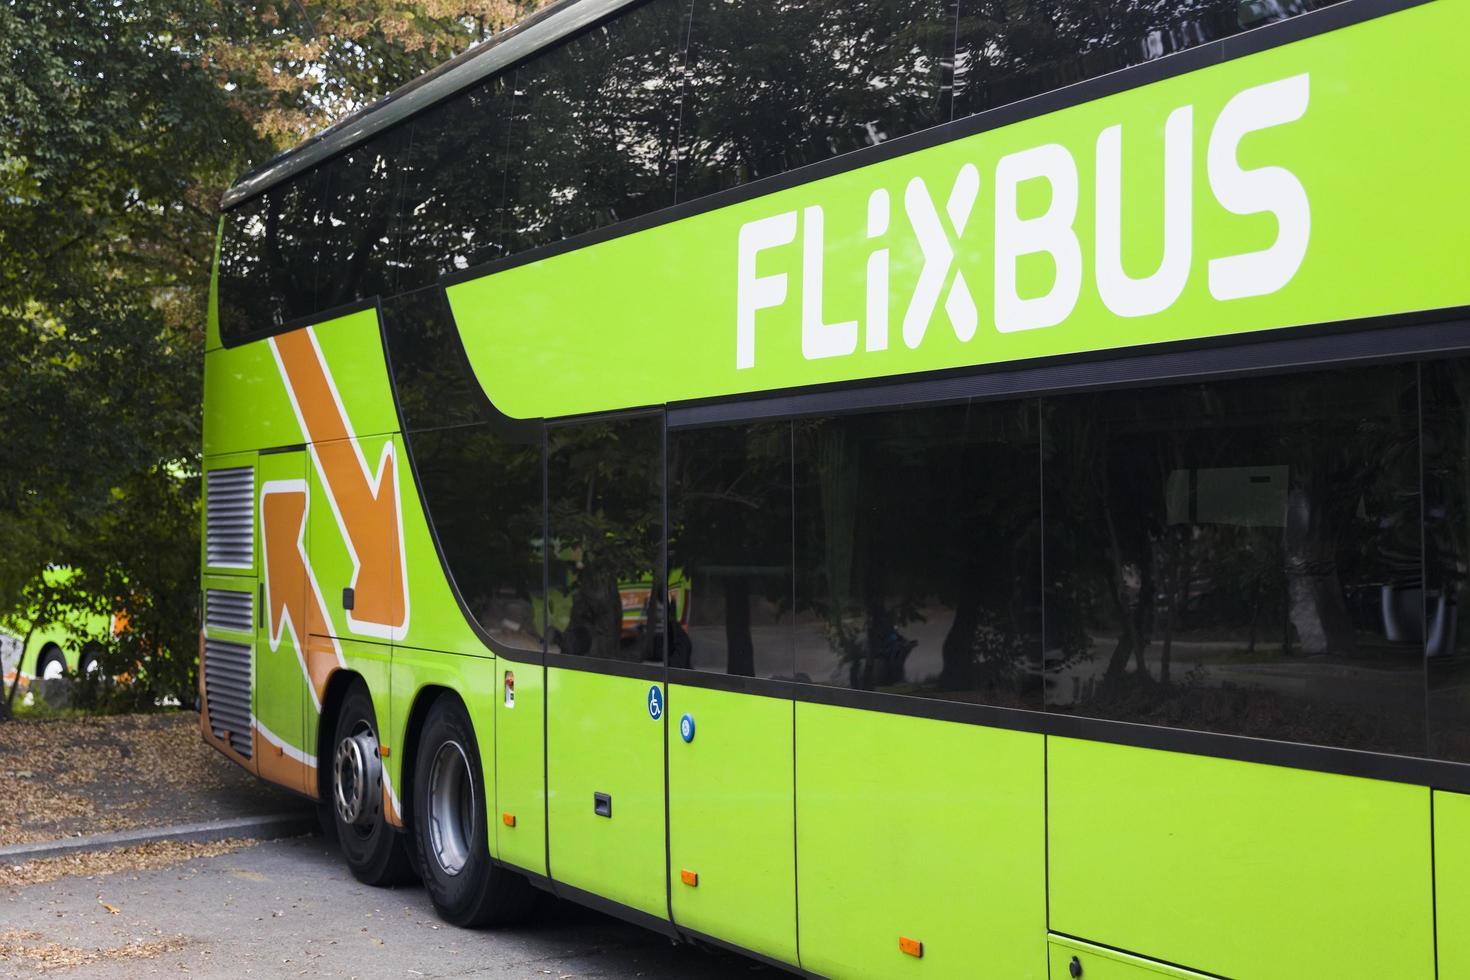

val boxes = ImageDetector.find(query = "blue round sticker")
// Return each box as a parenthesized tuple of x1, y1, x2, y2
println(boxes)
(680, 713, 696, 743)
(646, 685, 663, 721)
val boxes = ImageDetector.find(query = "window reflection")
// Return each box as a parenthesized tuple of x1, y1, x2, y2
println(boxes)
(680, 0, 955, 199)
(394, 78, 514, 290)
(954, 0, 1341, 120)
(668, 422, 794, 678)
(316, 132, 407, 308)
(1043, 368, 1426, 755)
(1423, 360, 1470, 762)
(793, 402, 1042, 707)
(502, 0, 685, 255)
(547, 416, 664, 663)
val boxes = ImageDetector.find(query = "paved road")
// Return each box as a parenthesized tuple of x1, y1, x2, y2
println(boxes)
(1, 835, 782, 978)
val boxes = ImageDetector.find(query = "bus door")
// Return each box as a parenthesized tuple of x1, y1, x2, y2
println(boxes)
(543, 414, 671, 926)
(663, 421, 799, 966)
(253, 449, 312, 795)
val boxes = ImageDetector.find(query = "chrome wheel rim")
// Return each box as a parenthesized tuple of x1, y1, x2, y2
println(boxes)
(41, 657, 64, 681)
(427, 740, 474, 876)
(333, 724, 382, 831)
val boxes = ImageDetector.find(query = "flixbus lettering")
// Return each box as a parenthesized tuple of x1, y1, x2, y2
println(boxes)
(735, 74, 1310, 369)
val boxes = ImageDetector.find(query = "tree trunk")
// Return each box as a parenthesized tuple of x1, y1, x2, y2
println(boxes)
(1283, 486, 1356, 655)
(723, 577, 755, 677)
(939, 594, 980, 691)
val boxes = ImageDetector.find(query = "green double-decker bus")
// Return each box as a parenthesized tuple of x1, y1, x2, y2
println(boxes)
(201, 0, 1470, 974)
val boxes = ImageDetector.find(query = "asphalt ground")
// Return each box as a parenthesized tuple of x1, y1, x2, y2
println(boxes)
(0, 834, 783, 978)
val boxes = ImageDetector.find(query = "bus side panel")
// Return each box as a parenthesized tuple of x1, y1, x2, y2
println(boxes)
(546, 667, 667, 919)
(795, 703, 1046, 979)
(667, 685, 796, 965)
(389, 648, 498, 857)
(495, 660, 547, 875)
(1048, 738, 1434, 980)
(203, 342, 301, 457)
(1435, 790, 1470, 977)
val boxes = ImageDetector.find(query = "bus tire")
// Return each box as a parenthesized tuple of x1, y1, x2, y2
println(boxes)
(413, 694, 534, 927)
(327, 680, 413, 886)
(76, 644, 102, 676)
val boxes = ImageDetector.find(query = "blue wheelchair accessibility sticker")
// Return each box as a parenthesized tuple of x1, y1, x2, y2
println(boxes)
(680, 713, 696, 743)
(647, 685, 663, 721)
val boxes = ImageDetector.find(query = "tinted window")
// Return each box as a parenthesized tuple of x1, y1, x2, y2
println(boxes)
(217, 192, 273, 344)
(1423, 359, 1470, 761)
(793, 402, 1043, 707)
(668, 422, 794, 677)
(382, 287, 503, 432)
(954, 0, 1340, 120)
(316, 130, 407, 308)
(680, 0, 955, 199)
(1043, 366, 1426, 755)
(410, 423, 545, 652)
(395, 77, 515, 290)
(547, 415, 664, 662)
(502, 0, 686, 254)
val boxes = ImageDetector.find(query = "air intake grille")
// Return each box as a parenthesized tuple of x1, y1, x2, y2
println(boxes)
(203, 638, 252, 758)
(206, 467, 254, 569)
(205, 589, 253, 633)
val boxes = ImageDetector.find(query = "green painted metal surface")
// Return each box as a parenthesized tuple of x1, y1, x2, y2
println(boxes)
(666, 685, 796, 964)
(448, 1, 1470, 420)
(495, 660, 547, 875)
(1435, 790, 1470, 979)
(1048, 936, 1211, 979)
(546, 667, 667, 919)
(254, 450, 309, 793)
(203, 344, 300, 458)
(795, 703, 1046, 978)
(1048, 737, 1434, 979)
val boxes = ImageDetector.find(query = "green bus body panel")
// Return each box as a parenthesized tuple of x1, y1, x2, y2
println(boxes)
(1048, 737, 1434, 979)
(449, 1, 1470, 420)
(546, 667, 667, 918)
(666, 685, 796, 964)
(795, 703, 1046, 979)
(389, 648, 498, 856)
(203, 345, 301, 458)
(1435, 790, 1470, 978)
(254, 450, 310, 793)
(1048, 937, 1212, 979)
(495, 661, 547, 875)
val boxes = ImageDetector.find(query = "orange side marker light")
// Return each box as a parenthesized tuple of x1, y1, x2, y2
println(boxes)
(502, 813, 516, 828)
(378, 745, 390, 758)
(680, 869, 698, 887)
(899, 936, 923, 958)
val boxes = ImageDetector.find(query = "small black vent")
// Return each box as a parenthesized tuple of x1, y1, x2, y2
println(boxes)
(203, 637, 252, 758)
(206, 467, 254, 569)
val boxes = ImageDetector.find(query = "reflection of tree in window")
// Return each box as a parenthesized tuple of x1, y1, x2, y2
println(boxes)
(668, 422, 794, 679)
(547, 418, 662, 663)
(794, 402, 1042, 708)
(1043, 366, 1426, 755)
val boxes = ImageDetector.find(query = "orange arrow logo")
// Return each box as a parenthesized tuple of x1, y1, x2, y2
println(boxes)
(270, 328, 408, 639)
(260, 480, 340, 706)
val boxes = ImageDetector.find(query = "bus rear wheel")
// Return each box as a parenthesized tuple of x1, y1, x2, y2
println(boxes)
(412, 694, 534, 927)
(327, 680, 413, 886)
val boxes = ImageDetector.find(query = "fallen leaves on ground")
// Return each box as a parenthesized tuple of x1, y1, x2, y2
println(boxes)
(0, 713, 290, 846)
(0, 838, 254, 889)
(0, 928, 188, 973)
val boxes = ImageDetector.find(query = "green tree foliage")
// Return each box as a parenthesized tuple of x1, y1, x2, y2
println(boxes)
(0, 0, 536, 716)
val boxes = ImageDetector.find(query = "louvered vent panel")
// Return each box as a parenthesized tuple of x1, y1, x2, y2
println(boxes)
(205, 589, 253, 633)
(204, 638, 252, 758)
(206, 467, 254, 569)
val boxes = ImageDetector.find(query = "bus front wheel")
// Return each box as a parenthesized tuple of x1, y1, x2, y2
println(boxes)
(412, 694, 535, 927)
(327, 680, 413, 886)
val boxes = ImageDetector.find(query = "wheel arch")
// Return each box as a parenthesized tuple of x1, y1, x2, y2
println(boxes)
(398, 684, 469, 835)
(316, 668, 365, 802)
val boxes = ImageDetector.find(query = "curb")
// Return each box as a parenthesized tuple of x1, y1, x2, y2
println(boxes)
(0, 811, 319, 864)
